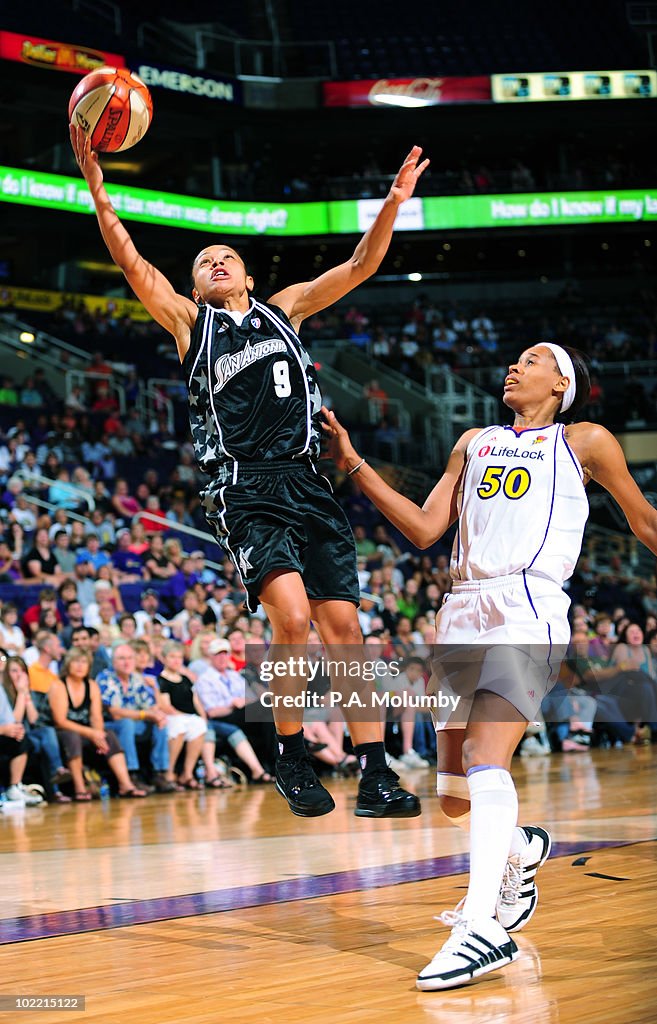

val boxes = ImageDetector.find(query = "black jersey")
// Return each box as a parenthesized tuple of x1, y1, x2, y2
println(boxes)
(182, 298, 323, 474)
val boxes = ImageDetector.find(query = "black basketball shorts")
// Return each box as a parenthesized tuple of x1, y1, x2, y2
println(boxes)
(200, 461, 360, 612)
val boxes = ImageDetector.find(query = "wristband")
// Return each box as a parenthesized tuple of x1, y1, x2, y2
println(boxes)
(348, 458, 366, 476)
(140, 710, 145, 720)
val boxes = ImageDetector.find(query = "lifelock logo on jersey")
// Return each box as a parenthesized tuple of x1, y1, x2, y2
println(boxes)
(478, 444, 545, 460)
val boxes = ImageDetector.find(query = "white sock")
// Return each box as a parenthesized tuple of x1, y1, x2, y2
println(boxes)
(509, 825, 529, 857)
(463, 766, 518, 921)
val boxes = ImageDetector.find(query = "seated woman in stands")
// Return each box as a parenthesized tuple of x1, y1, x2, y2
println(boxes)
(49, 647, 148, 800)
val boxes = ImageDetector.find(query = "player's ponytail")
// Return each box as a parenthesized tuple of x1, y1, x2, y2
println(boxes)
(558, 346, 591, 421)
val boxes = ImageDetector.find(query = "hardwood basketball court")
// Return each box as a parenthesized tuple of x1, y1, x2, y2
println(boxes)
(1, 746, 655, 1024)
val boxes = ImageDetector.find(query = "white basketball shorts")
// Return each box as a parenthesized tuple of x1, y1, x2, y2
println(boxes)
(427, 573, 571, 729)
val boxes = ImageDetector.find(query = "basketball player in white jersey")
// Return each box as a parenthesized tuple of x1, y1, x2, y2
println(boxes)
(323, 344, 657, 989)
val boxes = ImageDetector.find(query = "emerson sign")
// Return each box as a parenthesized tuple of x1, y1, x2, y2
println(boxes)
(137, 63, 240, 103)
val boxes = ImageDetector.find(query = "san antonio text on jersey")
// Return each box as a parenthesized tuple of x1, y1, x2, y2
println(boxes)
(182, 299, 323, 473)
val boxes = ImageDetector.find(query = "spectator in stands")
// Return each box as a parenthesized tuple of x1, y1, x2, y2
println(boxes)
(195, 639, 274, 783)
(165, 497, 196, 530)
(140, 495, 169, 535)
(155, 641, 210, 790)
(186, 630, 214, 678)
(170, 589, 200, 643)
(4, 654, 71, 802)
(391, 616, 416, 659)
(83, 579, 119, 630)
(76, 533, 111, 575)
(371, 524, 403, 563)
(71, 626, 109, 678)
(59, 601, 85, 649)
(110, 478, 141, 522)
(69, 520, 87, 551)
(142, 533, 175, 581)
(48, 469, 79, 511)
(162, 536, 184, 570)
(50, 646, 147, 799)
(0, 376, 18, 406)
(133, 588, 170, 638)
(8, 491, 38, 534)
(168, 555, 200, 603)
(0, 604, 26, 657)
(383, 656, 431, 770)
(381, 591, 401, 634)
(95, 564, 125, 613)
(22, 588, 62, 639)
(52, 530, 76, 575)
(27, 631, 62, 694)
(111, 529, 145, 582)
(353, 524, 377, 558)
(0, 668, 43, 807)
(127, 521, 149, 557)
(420, 582, 444, 618)
(363, 379, 389, 418)
(226, 628, 248, 672)
(397, 579, 420, 621)
(96, 644, 173, 792)
(21, 527, 62, 585)
(0, 538, 21, 583)
(65, 384, 87, 411)
(588, 614, 615, 661)
(37, 607, 60, 639)
(72, 557, 96, 609)
(357, 592, 381, 637)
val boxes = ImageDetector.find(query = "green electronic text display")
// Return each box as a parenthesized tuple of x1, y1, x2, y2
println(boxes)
(2, 167, 656, 235)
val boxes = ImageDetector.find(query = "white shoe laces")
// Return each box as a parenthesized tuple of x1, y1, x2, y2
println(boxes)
(433, 900, 469, 950)
(499, 855, 523, 907)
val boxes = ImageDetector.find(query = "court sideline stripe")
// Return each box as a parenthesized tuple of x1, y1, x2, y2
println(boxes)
(0, 839, 645, 945)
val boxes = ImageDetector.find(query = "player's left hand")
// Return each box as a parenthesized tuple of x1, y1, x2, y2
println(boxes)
(321, 406, 360, 471)
(389, 145, 430, 204)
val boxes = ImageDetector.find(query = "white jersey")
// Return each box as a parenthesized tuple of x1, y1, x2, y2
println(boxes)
(451, 423, 588, 586)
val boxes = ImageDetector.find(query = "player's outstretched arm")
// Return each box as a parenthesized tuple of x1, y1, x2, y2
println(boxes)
(271, 146, 430, 329)
(69, 124, 197, 359)
(322, 407, 477, 549)
(583, 424, 657, 555)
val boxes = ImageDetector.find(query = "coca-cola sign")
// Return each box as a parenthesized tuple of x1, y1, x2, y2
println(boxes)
(324, 77, 491, 108)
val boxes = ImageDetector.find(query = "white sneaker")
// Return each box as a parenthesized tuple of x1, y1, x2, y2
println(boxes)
(5, 783, 44, 807)
(398, 749, 430, 769)
(496, 826, 552, 932)
(417, 909, 518, 991)
(520, 736, 550, 758)
(0, 792, 25, 813)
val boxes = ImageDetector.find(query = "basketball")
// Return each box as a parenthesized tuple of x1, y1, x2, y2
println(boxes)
(68, 67, 153, 153)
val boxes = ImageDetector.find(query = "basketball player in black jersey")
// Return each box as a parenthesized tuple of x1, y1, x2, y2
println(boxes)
(71, 124, 428, 818)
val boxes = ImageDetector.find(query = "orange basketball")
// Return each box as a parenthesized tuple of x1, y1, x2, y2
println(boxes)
(68, 67, 153, 153)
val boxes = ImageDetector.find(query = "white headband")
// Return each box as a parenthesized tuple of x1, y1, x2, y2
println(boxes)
(538, 343, 576, 413)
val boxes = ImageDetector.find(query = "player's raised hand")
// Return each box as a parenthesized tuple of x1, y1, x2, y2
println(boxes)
(69, 122, 104, 193)
(389, 145, 430, 204)
(321, 406, 360, 471)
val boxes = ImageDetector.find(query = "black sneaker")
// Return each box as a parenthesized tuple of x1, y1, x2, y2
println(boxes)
(275, 753, 335, 817)
(355, 766, 421, 818)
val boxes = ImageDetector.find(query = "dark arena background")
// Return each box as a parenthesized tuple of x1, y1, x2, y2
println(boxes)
(0, 2, 656, 1022)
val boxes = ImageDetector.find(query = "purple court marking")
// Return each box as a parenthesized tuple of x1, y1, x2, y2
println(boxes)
(0, 839, 643, 946)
